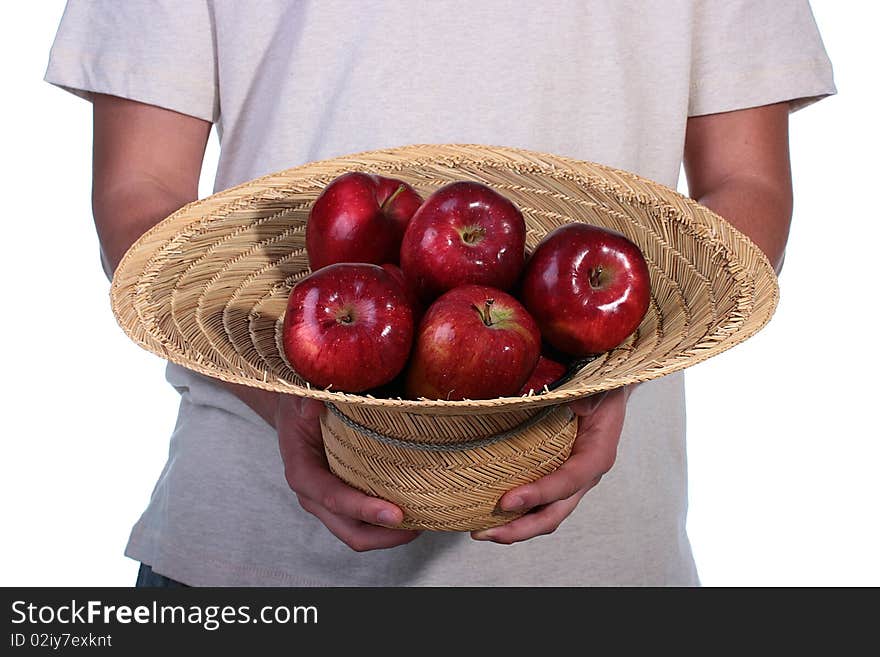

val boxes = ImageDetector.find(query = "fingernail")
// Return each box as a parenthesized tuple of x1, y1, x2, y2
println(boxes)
(377, 509, 400, 526)
(472, 530, 496, 541)
(501, 495, 525, 511)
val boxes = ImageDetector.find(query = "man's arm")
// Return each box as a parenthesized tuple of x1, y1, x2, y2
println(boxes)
(683, 102, 793, 272)
(93, 94, 283, 424)
(92, 94, 211, 278)
(473, 102, 793, 544)
(92, 94, 416, 550)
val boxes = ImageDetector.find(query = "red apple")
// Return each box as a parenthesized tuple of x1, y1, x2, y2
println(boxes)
(380, 263, 424, 324)
(282, 263, 413, 392)
(400, 181, 526, 302)
(519, 356, 568, 395)
(405, 285, 540, 400)
(306, 172, 423, 270)
(520, 223, 651, 356)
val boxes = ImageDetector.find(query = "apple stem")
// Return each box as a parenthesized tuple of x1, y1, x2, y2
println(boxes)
(472, 299, 495, 326)
(380, 184, 407, 212)
(461, 226, 486, 245)
(590, 266, 603, 289)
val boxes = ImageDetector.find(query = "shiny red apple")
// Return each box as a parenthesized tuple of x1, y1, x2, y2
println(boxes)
(282, 263, 413, 392)
(519, 355, 568, 395)
(306, 172, 423, 270)
(400, 181, 526, 302)
(520, 223, 651, 356)
(405, 285, 540, 400)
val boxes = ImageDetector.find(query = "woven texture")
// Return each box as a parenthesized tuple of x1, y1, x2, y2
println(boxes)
(323, 404, 577, 530)
(110, 143, 779, 530)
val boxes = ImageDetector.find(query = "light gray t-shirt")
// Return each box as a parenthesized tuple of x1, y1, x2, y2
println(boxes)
(46, 0, 834, 586)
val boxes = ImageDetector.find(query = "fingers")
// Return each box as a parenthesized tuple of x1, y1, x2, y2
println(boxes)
(497, 441, 613, 512)
(281, 417, 406, 525)
(471, 489, 589, 544)
(297, 462, 407, 526)
(277, 393, 415, 552)
(497, 391, 626, 512)
(298, 495, 422, 552)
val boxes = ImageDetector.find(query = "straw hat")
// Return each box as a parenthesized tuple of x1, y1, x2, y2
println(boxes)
(111, 144, 778, 530)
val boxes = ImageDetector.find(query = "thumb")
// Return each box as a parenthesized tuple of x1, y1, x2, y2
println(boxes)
(277, 394, 324, 423)
(569, 391, 608, 417)
(299, 398, 324, 421)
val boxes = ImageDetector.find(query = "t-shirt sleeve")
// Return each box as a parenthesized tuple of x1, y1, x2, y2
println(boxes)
(44, 0, 218, 123)
(689, 0, 835, 116)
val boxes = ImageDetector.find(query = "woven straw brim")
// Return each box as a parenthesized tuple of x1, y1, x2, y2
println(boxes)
(111, 144, 778, 413)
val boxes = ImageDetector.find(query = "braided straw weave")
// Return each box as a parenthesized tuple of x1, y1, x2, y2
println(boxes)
(110, 144, 779, 530)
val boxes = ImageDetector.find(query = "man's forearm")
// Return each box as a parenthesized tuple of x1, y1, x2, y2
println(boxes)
(683, 103, 792, 274)
(695, 175, 792, 274)
(95, 182, 282, 427)
(92, 180, 194, 279)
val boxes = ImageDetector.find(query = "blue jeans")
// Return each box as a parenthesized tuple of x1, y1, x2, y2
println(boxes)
(135, 563, 188, 588)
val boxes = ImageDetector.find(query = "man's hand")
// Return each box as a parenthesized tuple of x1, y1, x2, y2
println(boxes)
(276, 395, 422, 552)
(471, 386, 631, 544)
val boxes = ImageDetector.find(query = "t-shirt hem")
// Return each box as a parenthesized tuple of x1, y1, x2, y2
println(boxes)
(125, 524, 702, 587)
(125, 532, 341, 588)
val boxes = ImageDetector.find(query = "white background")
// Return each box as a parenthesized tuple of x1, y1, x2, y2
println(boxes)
(1, 2, 877, 587)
